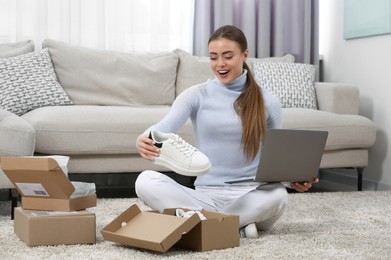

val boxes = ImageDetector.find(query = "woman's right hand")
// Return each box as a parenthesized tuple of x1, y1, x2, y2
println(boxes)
(136, 134, 160, 160)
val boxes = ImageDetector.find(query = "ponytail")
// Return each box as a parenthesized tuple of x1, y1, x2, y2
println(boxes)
(234, 63, 267, 161)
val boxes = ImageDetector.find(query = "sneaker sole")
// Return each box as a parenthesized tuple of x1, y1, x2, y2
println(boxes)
(244, 223, 258, 239)
(153, 154, 211, 177)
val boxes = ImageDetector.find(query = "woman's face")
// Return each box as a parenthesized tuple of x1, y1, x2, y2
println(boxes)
(208, 38, 248, 85)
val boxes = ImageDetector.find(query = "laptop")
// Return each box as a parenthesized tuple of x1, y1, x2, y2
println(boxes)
(225, 129, 328, 184)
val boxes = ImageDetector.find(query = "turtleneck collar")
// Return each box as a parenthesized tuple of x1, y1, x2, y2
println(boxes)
(214, 69, 248, 92)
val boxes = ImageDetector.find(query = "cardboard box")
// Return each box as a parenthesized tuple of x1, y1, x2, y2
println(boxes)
(101, 204, 240, 252)
(14, 207, 96, 246)
(0, 156, 96, 211)
(164, 208, 240, 251)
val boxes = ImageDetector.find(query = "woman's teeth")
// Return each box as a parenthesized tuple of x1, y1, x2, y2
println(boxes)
(219, 70, 229, 75)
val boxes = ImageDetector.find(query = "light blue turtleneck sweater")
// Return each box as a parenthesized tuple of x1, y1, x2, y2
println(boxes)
(144, 70, 281, 186)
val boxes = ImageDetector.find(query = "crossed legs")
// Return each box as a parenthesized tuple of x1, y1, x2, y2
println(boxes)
(136, 170, 287, 229)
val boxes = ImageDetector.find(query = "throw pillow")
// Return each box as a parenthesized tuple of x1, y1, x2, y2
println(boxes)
(253, 62, 317, 109)
(0, 48, 73, 116)
(174, 48, 296, 96)
(0, 40, 34, 58)
(246, 54, 295, 71)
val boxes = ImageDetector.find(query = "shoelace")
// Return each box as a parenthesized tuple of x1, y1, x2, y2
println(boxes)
(169, 134, 196, 157)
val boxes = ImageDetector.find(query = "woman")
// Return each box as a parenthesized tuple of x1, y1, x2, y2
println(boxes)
(136, 25, 317, 238)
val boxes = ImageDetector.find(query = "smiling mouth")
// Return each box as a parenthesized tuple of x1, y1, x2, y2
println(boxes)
(218, 70, 229, 75)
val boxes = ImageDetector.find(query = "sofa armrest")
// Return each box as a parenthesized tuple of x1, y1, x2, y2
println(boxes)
(315, 82, 359, 115)
(0, 109, 36, 156)
(0, 109, 36, 189)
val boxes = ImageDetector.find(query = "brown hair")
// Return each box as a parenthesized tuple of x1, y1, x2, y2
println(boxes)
(208, 25, 266, 161)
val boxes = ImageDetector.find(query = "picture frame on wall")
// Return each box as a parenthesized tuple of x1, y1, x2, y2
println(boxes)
(344, 0, 391, 39)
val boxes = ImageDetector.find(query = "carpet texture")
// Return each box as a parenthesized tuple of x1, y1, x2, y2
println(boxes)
(1, 191, 390, 259)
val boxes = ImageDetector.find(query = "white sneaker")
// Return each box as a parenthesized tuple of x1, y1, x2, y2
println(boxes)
(239, 223, 258, 239)
(150, 129, 211, 177)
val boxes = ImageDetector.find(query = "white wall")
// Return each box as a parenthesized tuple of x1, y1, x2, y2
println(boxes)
(320, 0, 391, 190)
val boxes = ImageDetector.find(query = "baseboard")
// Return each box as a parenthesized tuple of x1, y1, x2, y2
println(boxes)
(319, 169, 391, 191)
(68, 171, 195, 198)
(2, 170, 390, 201)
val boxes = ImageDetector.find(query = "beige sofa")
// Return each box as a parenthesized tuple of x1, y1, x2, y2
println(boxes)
(0, 39, 376, 198)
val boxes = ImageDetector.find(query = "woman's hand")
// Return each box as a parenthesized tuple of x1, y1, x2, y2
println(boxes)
(136, 134, 160, 160)
(290, 178, 319, 192)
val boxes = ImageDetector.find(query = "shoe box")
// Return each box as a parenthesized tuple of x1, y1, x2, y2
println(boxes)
(0, 156, 96, 211)
(0, 156, 97, 246)
(14, 207, 96, 246)
(101, 204, 240, 252)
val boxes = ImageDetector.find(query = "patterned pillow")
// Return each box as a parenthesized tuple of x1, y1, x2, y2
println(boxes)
(0, 48, 73, 116)
(253, 62, 317, 109)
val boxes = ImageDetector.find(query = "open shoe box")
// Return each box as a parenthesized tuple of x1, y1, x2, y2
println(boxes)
(14, 207, 96, 246)
(0, 156, 96, 211)
(101, 204, 240, 252)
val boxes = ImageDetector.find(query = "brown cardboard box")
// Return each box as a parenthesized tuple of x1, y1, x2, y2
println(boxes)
(101, 204, 200, 252)
(165, 208, 240, 251)
(101, 204, 240, 252)
(0, 156, 96, 211)
(14, 207, 96, 246)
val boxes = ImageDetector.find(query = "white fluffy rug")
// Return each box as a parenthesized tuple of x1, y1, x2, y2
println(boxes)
(1, 191, 391, 259)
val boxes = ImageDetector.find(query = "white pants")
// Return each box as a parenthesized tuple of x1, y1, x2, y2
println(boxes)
(135, 170, 288, 230)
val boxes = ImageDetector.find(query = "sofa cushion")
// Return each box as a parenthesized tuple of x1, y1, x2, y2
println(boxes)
(22, 106, 194, 155)
(43, 39, 178, 106)
(253, 62, 317, 109)
(281, 108, 376, 150)
(0, 40, 34, 58)
(174, 48, 295, 96)
(174, 49, 215, 97)
(0, 49, 73, 116)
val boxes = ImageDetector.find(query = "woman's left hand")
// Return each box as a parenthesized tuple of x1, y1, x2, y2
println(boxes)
(290, 178, 319, 192)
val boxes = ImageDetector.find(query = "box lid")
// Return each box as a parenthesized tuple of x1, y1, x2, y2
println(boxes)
(101, 204, 201, 252)
(0, 156, 74, 199)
